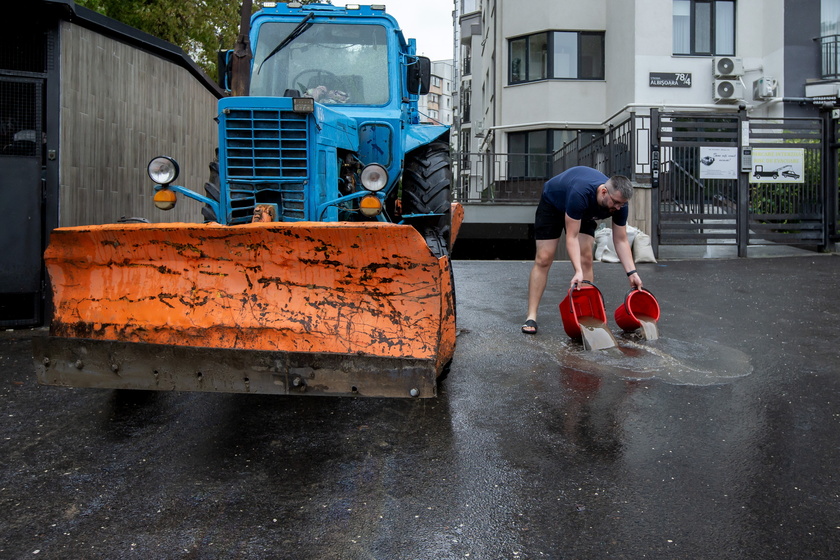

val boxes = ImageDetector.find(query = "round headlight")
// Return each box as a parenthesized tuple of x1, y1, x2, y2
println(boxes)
(148, 156, 180, 185)
(359, 194, 383, 217)
(360, 164, 388, 192)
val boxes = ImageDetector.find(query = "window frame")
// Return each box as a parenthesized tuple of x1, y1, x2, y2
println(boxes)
(508, 30, 605, 85)
(673, 0, 736, 56)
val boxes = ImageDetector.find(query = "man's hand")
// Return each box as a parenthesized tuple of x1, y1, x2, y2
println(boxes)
(628, 271, 643, 289)
(570, 271, 585, 290)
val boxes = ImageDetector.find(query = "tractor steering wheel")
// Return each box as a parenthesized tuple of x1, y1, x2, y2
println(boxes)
(292, 69, 339, 93)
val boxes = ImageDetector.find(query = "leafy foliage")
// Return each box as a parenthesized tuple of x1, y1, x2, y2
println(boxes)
(75, 1, 323, 82)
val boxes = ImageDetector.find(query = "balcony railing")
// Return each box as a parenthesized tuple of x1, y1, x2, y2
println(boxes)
(819, 34, 840, 80)
(453, 152, 551, 203)
(452, 116, 635, 204)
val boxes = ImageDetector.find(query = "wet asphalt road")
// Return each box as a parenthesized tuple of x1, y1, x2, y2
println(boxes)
(2, 254, 840, 559)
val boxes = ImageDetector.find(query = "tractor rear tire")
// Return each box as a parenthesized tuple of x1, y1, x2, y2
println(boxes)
(402, 141, 452, 258)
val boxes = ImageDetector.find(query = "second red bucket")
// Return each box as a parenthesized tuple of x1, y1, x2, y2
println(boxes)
(614, 288, 660, 332)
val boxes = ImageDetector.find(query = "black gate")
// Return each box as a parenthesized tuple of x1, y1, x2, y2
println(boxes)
(747, 116, 825, 246)
(651, 109, 828, 256)
(0, 77, 45, 327)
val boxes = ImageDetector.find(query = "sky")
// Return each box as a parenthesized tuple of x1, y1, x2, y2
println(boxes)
(331, 0, 456, 62)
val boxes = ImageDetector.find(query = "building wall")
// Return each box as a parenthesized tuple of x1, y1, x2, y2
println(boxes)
(434, 60, 456, 126)
(459, 8, 484, 152)
(626, 0, 786, 114)
(606, 0, 637, 114)
(456, 0, 820, 239)
(419, 60, 455, 126)
(59, 22, 218, 226)
(492, 0, 790, 143)
(785, 0, 822, 116)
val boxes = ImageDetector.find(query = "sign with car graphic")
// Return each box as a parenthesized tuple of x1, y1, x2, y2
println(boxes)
(699, 147, 739, 179)
(748, 148, 805, 183)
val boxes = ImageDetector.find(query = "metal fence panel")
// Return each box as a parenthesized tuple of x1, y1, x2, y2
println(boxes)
(653, 111, 826, 251)
(0, 77, 44, 327)
(747, 117, 824, 245)
(655, 113, 741, 246)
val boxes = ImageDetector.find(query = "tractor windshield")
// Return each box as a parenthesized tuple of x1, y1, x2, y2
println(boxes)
(251, 22, 390, 106)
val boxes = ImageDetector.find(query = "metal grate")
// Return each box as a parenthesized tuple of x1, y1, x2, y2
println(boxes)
(0, 79, 42, 157)
(223, 109, 309, 222)
(0, 21, 48, 74)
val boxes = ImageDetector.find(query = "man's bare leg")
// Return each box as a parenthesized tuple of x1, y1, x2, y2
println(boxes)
(523, 238, 560, 332)
(579, 233, 595, 282)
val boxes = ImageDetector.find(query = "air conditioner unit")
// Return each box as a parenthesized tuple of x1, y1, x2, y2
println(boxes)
(714, 79, 745, 103)
(752, 76, 778, 100)
(713, 56, 744, 78)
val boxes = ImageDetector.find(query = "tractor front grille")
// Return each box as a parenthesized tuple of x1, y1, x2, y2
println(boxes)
(222, 108, 309, 222)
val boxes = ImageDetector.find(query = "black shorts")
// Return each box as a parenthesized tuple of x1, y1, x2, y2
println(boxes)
(534, 196, 598, 240)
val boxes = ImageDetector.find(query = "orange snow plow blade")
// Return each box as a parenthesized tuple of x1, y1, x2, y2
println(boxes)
(33, 222, 456, 398)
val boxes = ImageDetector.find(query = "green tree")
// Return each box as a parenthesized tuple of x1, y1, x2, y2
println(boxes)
(75, 1, 323, 82)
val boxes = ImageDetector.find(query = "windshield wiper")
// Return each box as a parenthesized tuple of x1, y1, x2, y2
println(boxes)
(258, 12, 315, 73)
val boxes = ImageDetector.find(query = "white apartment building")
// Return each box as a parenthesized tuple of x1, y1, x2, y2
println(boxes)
(453, 0, 840, 253)
(419, 60, 456, 126)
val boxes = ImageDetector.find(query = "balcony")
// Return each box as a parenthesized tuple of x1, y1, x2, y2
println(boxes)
(819, 34, 840, 80)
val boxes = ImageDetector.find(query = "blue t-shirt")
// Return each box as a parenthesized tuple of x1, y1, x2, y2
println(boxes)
(542, 166, 628, 226)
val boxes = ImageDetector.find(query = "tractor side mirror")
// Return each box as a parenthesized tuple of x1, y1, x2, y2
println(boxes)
(407, 56, 431, 96)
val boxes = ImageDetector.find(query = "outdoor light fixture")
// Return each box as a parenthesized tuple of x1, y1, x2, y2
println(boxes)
(293, 97, 315, 113)
(359, 194, 383, 217)
(147, 156, 179, 185)
(153, 189, 177, 211)
(360, 163, 388, 192)
(148, 156, 180, 210)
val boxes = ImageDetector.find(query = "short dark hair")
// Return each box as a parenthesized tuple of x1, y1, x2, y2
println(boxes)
(607, 175, 633, 200)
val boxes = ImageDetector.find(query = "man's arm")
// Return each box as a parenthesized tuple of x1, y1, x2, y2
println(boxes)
(612, 222, 643, 288)
(565, 214, 584, 289)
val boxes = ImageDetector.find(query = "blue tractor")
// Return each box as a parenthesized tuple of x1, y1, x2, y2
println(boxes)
(35, 2, 460, 398)
(151, 1, 455, 255)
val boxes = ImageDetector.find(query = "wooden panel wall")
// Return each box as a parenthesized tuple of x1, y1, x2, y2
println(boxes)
(627, 185, 652, 236)
(59, 22, 219, 226)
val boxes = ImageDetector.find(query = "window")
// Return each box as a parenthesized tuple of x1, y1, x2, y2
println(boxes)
(509, 31, 604, 84)
(251, 22, 389, 104)
(820, 0, 840, 78)
(461, 85, 471, 123)
(823, 0, 840, 36)
(673, 0, 735, 56)
(508, 129, 601, 177)
(508, 131, 557, 178)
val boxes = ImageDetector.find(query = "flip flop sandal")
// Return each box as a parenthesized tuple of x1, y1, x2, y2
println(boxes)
(521, 319, 538, 334)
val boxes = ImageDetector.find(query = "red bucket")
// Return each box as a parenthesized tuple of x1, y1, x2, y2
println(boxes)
(559, 281, 609, 339)
(614, 288, 660, 332)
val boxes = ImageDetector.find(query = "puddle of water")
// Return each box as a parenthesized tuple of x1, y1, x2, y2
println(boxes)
(578, 317, 617, 351)
(560, 337, 752, 386)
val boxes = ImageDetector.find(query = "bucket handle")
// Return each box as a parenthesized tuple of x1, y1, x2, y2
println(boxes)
(569, 279, 595, 295)
(624, 286, 656, 302)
